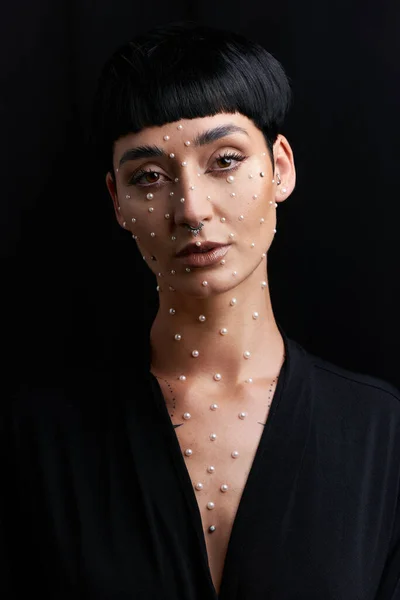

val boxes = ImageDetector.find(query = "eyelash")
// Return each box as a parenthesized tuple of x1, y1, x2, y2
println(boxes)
(127, 152, 248, 187)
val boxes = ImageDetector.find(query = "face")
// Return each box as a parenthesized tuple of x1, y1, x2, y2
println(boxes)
(106, 112, 295, 297)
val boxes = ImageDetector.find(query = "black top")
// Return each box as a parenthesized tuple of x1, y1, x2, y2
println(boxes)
(2, 327, 400, 599)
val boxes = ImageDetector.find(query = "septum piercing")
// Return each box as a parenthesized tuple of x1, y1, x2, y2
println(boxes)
(185, 222, 204, 237)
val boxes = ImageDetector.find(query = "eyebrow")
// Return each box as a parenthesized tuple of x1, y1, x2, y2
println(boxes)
(118, 124, 249, 168)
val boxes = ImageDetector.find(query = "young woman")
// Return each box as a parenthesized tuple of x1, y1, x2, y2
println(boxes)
(3, 20, 400, 599)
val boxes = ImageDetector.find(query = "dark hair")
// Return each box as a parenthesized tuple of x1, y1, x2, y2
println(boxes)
(89, 20, 293, 179)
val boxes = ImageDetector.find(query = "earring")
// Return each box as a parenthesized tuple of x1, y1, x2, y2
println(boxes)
(276, 173, 282, 186)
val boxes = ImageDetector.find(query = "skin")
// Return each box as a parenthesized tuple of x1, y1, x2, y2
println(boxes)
(105, 111, 296, 397)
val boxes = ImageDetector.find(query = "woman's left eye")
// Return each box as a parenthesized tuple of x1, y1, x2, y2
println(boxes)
(127, 152, 247, 187)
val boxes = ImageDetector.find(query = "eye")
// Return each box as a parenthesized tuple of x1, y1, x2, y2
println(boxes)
(127, 151, 247, 188)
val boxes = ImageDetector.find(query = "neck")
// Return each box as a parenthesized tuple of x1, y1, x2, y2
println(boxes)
(150, 260, 285, 387)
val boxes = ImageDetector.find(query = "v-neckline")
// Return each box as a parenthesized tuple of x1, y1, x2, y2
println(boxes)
(148, 327, 312, 599)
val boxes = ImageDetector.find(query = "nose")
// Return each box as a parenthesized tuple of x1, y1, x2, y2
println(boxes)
(173, 171, 213, 231)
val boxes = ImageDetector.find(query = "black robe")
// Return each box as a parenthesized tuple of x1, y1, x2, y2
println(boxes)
(2, 326, 400, 599)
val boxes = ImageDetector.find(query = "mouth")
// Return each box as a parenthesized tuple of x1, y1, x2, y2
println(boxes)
(175, 242, 231, 268)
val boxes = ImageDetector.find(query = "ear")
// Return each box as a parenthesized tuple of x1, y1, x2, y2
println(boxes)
(273, 135, 296, 203)
(105, 171, 125, 228)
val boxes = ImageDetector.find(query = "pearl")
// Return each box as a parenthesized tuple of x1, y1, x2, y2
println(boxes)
(208, 525, 216, 533)
(179, 375, 187, 382)
(232, 271, 237, 276)
(148, 207, 154, 212)
(184, 448, 193, 456)
(231, 450, 239, 458)
(184, 141, 191, 146)
(262, 152, 266, 156)
(275, 202, 278, 208)
(269, 200, 273, 205)
(132, 235, 137, 240)
(207, 195, 211, 200)
(245, 378, 253, 383)
(207, 466, 215, 473)
(238, 215, 244, 221)
(146, 193, 154, 200)
(207, 502, 215, 510)
(143, 256, 146, 261)
(169, 286, 175, 292)
(185, 267, 191, 272)
(177, 124, 183, 130)
(181, 162, 187, 167)
(239, 411, 247, 419)
(282, 187, 287, 193)
(202, 281, 208, 287)
(261, 281, 267, 289)
(191, 350, 199, 358)
(169, 192, 174, 196)
(171, 236, 177, 241)
(220, 259, 226, 265)
(150, 232, 155, 237)
(183, 412, 191, 420)
(273, 228, 277, 233)
(117, 206, 121, 211)
(253, 194, 258, 199)
(260, 218, 265, 224)
(174, 177, 179, 182)
(169, 153, 175, 158)
(229, 233, 235, 238)
(210, 404, 218, 410)
(122, 222, 126, 227)
(195, 241, 201, 247)
(243, 351, 251, 359)
(174, 334, 182, 341)
(163, 135, 170, 141)
(170, 269, 176, 275)
(125, 194, 131, 199)
(164, 213, 170, 219)
(248, 174, 253, 179)
(190, 185, 195, 190)
(195, 482, 203, 490)
(210, 433, 217, 441)
(180, 198, 185, 203)
(262, 253, 266, 258)
(260, 172, 265, 177)
(220, 328, 228, 335)
(250, 242, 255, 248)
(227, 175, 235, 183)
(214, 373, 222, 381)
(252, 312, 259, 319)
(220, 484, 229, 492)
(230, 298, 237, 306)
(198, 315, 206, 322)
(132, 217, 136, 223)
(230, 192, 236, 197)
(220, 217, 226, 223)
(169, 308, 176, 315)
(156, 286, 160, 292)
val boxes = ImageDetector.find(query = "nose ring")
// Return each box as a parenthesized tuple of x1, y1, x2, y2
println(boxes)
(185, 222, 204, 237)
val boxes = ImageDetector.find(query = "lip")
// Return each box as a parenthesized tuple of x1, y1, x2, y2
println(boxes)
(176, 243, 231, 267)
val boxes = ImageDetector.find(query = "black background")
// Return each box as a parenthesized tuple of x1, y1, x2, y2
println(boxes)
(2, 0, 399, 388)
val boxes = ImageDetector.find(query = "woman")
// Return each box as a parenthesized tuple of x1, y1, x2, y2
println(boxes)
(3, 20, 400, 599)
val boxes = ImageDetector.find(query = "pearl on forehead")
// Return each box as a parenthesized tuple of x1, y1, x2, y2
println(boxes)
(198, 315, 206, 322)
(181, 162, 187, 167)
(164, 213, 170, 219)
(150, 232, 155, 237)
(202, 281, 208, 287)
(191, 350, 199, 358)
(214, 373, 222, 381)
(185, 448, 193, 456)
(163, 135, 170, 141)
(227, 175, 235, 183)
(207, 195, 211, 200)
(179, 375, 186, 381)
(177, 124, 183, 130)
(210, 433, 217, 440)
(230, 298, 237, 306)
(220, 328, 228, 335)
(231, 450, 239, 458)
(132, 217, 136, 223)
(260, 218, 265, 224)
(169, 308, 176, 315)
(253, 312, 259, 319)
(184, 141, 190, 146)
(169, 153, 175, 158)
(253, 194, 258, 199)
(244, 351, 251, 359)
(174, 334, 182, 341)
(250, 242, 255, 248)
(148, 207, 154, 213)
(146, 193, 154, 200)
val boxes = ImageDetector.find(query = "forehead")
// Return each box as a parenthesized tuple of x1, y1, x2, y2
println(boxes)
(114, 112, 262, 157)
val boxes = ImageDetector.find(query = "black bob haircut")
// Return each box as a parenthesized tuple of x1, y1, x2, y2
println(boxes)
(89, 20, 293, 179)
